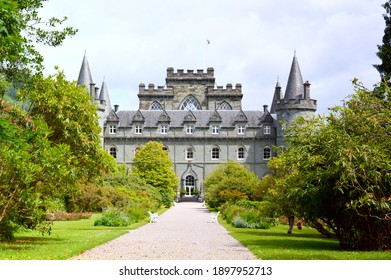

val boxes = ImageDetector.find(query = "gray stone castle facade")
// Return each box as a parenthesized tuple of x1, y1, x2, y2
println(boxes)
(76, 54, 317, 197)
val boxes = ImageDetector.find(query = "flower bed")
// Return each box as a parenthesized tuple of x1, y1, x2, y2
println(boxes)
(46, 211, 93, 221)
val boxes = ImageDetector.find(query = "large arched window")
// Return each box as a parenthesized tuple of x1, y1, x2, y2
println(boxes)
(150, 101, 163, 110)
(217, 101, 232, 110)
(180, 95, 202, 110)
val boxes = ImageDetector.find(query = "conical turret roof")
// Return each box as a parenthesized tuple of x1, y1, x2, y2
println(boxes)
(99, 80, 112, 116)
(270, 79, 281, 114)
(77, 53, 93, 87)
(284, 54, 304, 100)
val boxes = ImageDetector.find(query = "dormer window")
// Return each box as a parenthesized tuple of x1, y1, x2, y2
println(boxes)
(237, 125, 245, 135)
(160, 125, 169, 134)
(135, 125, 142, 134)
(212, 125, 220, 135)
(186, 125, 194, 134)
(263, 125, 271, 135)
(109, 125, 117, 134)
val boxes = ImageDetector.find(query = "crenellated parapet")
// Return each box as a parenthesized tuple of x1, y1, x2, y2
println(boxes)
(138, 83, 174, 96)
(166, 67, 215, 84)
(207, 83, 243, 96)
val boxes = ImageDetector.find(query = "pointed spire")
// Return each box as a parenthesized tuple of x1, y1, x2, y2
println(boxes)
(99, 80, 112, 116)
(284, 53, 304, 100)
(270, 78, 282, 114)
(77, 53, 93, 87)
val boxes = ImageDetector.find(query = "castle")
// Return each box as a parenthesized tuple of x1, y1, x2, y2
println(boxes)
(76, 54, 317, 198)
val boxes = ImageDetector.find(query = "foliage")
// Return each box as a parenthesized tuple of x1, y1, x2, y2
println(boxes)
(0, 0, 77, 89)
(19, 70, 117, 180)
(0, 101, 75, 240)
(204, 161, 263, 209)
(94, 208, 129, 227)
(131, 141, 178, 207)
(375, 1, 391, 86)
(265, 81, 391, 250)
(46, 211, 92, 221)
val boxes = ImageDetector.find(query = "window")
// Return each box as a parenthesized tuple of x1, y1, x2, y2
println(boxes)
(237, 125, 245, 134)
(186, 125, 194, 134)
(237, 147, 245, 160)
(217, 101, 232, 110)
(180, 95, 202, 110)
(211, 147, 220, 160)
(162, 146, 168, 153)
(212, 125, 220, 135)
(150, 101, 163, 110)
(160, 125, 168, 134)
(109, 147, 117, 158)
(135, 125, 142, 134)
(109, 125, 117, 134)
(263, 125, 271, 135)
(186, 147, 194, 160)
(263, 147, 271, 160)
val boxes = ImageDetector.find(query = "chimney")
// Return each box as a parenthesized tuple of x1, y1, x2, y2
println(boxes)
(114, 105, 119, 112)
(275, 84, 282, 100)
(304, 81, 311, 99)
(89, 83, 96, 99)
(263, 105, 268, 112)
(139, 83, 145, 93)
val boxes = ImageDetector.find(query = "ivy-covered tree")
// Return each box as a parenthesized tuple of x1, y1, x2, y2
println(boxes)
(204, 161, 262, 209)
(0, 0, 77, 89)
(266, 80, 391, 250)
(131, 141, 178, 207)
(375, 1, 391, 86)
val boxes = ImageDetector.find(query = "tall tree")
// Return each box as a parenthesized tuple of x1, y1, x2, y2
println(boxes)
(131, 141, 178, 207)
(375, 1, 391, 85)
(0, 0, 77, 90)
(266, 80, 391, 250)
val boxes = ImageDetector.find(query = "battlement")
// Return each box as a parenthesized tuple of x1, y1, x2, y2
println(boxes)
(138, 83, 174, 95)
(207, 83, 242, 95)
(275, 98, 317, 111)
(166, 67, 215, 78)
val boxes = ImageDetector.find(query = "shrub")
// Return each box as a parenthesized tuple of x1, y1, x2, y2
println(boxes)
(94, 208, 129, 227)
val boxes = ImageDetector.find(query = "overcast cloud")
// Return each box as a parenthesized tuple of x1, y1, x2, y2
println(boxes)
(37, 0, 385, 114)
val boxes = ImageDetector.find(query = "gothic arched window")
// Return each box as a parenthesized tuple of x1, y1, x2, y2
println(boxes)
(180, 95, 202, 110)
(109, 146, 117, 158)
(150, 101, 163, 110)
(263, 146, 271, 160)
(217, 101, 232, 110)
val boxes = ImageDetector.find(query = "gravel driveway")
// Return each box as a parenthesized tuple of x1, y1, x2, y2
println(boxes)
(72, 202, 256, 260)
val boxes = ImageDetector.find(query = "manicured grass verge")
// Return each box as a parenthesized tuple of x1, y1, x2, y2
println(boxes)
(219, 218, 391, 260)
(0, 214, 151, 260)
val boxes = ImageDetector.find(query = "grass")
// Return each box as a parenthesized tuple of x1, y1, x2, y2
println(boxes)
(219, 218, 391, 260)
(0, 214, 150, 260)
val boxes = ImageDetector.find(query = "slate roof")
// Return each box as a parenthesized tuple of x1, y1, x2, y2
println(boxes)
(77, 54, 93, 87)
(116, 110, 276, 128)
(284, 54, 304, 100)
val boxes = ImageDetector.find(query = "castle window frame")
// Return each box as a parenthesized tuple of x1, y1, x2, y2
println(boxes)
(135, 125, 142, 134)
(186, 125, 194, 134)
(180, 95, 202, 110)
(150, 101, 163, 110)
(237, 125, 245, 135)
(263, 146, 271, 160)
(211, 125, 220, 135)
(263, 125, 271, 135)
(211, 146, 220, 160)
(217, 101, 232, 110)
(109, 125, 117, 134)
(185, 147, 194, 160)
(160, 124, 169, 134)
(237, 146, 245, 160)
(109, 146, 117, 158)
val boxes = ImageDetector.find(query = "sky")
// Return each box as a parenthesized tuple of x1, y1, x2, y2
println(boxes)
(36, 0, 386, 115)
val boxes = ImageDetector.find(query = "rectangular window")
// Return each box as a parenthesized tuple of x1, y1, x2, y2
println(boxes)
(211, 147, 220, 160)
(237, 125, 245, 134)
(212, 125, 220, 135)
(109, 125, 117, 134)
(160, 125, 168, 134)
(263, 125, 271, 135)
(135, 125, 142, 134)
(186, 125, 194, 134)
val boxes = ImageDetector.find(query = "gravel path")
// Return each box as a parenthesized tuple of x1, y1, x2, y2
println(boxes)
(72, 202, 256, 260)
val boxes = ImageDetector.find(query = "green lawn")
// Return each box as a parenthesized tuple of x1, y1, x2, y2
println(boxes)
(1, 213, 390, 260)
(0, 214, 149, 260)
(220, 218, 391, 260)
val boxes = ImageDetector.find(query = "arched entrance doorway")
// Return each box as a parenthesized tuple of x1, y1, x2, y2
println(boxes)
(185, 175, 195, 195)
